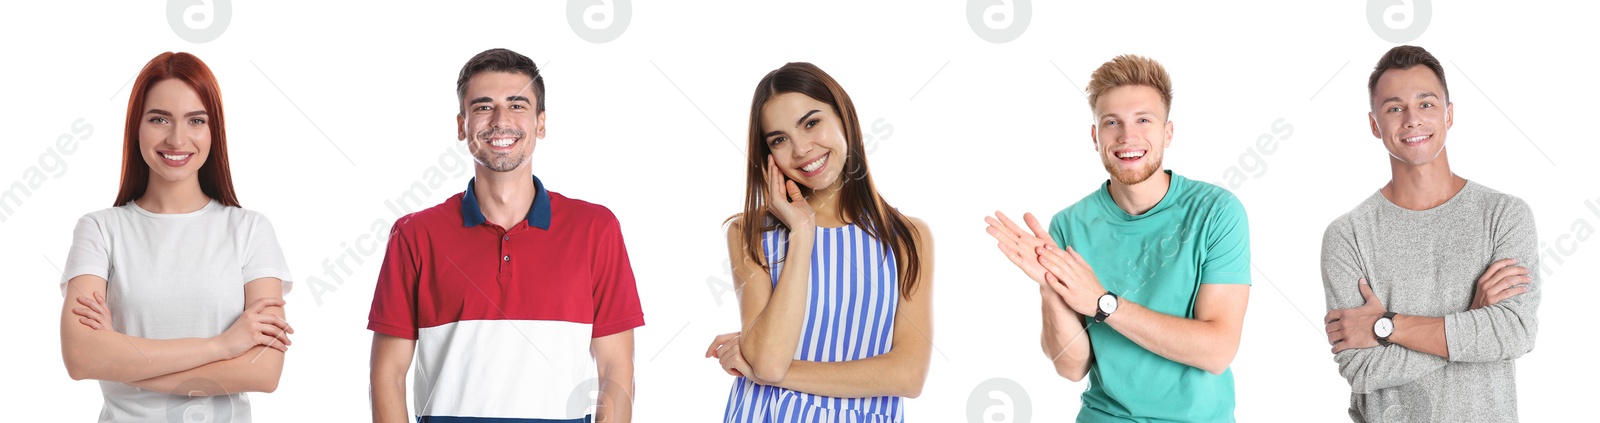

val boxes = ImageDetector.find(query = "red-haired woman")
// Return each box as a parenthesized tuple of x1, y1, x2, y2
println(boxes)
(705, 62, 935, 422)
(59, 52, 293, 422)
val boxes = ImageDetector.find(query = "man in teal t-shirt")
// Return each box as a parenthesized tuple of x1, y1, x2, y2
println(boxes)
(986, 54, 1252, 422)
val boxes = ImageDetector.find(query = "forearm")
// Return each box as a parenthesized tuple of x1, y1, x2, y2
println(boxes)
(1039, 287, 1091, 381)
(127, 346, 284, 394)
(739, 234, 814, 381)
(595, 362, 635, 423)
(767, 351, 928, 398)
(1334, 345, 1447, 393)
(1389, 314, 1448, 358)
(62, 320, 225, 383)
(1442, 299, 1540, 362)
(1104, 300, 1238, 374)
(370, 369, 408, 423)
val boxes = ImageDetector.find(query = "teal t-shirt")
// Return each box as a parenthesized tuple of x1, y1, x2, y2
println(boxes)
(1048, 170, 1251, 423)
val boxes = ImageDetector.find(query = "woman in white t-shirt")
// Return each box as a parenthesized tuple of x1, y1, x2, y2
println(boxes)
(58, 52, 295, 423)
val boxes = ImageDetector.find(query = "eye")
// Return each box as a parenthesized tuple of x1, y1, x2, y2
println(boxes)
(147, 117, 169, 124)
(511, 104, 526, 110)
(805, 118, 820, 129)
(1388, 106, 1402, 113)
(474, 105, 491, 112)
(189, 117, 206, 125)
(1138, 117, 1152, 123)
(1104, 119, 1119, 126)
(768, 136, 786, 147)
(1420, 102, 1434, 109)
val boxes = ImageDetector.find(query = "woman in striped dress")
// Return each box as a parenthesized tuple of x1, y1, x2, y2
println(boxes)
(705, 62, 934, 422)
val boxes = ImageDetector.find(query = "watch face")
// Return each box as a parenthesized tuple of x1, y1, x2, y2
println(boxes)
(1099, 294, 1118, 313)
(1374, 318, 1394, 338)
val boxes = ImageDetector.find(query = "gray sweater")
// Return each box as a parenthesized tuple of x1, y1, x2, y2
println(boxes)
(1321, 181, 1540, 422)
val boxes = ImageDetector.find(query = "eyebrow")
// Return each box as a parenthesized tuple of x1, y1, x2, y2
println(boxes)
(1097, 110, 1157, 120)
(764, 109, 823, 139)
(468, 95, 533, 106)
(1380, 91, 1440, 104)
(145, 109, 207, 117)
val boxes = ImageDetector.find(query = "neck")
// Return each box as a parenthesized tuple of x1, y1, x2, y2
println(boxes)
(136, 177, 211, 213)
(1382, 150, 1465, 210)
(1106, 169, 1170, 216)
(807, 182, 850, 228)
(473, 168, 536, 229)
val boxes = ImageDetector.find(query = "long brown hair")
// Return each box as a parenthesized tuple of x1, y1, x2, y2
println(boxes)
(115, 52, 239, 207)
(736, 62, 924, 299)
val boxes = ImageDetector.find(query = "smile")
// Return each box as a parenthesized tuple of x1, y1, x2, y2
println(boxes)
(1116, 150, 1146, 160)
(799, 153, 829, 174)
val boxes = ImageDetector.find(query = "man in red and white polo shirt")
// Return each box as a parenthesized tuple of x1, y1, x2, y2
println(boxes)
(368, 48, 644, 423)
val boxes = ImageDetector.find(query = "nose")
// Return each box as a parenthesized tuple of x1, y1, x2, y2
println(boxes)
(790, 133, 815, 158)
(1402, 109, 1422, 130)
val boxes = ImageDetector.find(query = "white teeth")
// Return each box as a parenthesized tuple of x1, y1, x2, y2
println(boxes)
(162, 153, 190, 161)
(1404, 135, 1429, 143)
(490, 138, 515, 147)
(801, 154, 827, 173)
(1117, 150, 1145, 159)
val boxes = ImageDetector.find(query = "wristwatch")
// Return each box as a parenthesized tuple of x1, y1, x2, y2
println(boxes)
(1374, 311, 1396, 346)
(1094, 291, 1119, 323)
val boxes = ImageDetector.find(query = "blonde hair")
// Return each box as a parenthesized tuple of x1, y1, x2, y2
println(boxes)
(1086, 54, 1173, 116)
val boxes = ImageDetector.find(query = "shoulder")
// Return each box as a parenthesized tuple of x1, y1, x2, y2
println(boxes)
(390, 192, 465, 235)
(1465, 181, 1534, 218)
(1323, 192, 1385, 243)
(1179, 176, 1247, 217)
(549, 190, 622, 229)
(902, 214, 933, 249)
(1049, 187, 1104, 228)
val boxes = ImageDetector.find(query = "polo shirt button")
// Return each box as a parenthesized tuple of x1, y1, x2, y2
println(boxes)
(502, 255, 510, 262)
(503, 235, 510, 241)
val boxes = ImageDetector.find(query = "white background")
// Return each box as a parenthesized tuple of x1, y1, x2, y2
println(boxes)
(3, 1, 1596, 421)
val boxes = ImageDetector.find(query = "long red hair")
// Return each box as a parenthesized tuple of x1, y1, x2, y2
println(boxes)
(115, 52, 239, 207)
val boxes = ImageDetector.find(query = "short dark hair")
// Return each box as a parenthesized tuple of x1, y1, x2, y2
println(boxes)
(456, 48, 544, 115)
(1367, 45, 1448, 104)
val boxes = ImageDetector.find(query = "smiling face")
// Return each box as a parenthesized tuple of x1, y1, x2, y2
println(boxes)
(457, 71, 546, 173)
(1090, 84, 1172, 186)
(1369, 66, 1453, 166)
(760, 92, 848, 191)
(138, 78, 212, 185)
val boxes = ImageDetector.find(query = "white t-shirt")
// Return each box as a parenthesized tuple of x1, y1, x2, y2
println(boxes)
(60, 199, 292, 423)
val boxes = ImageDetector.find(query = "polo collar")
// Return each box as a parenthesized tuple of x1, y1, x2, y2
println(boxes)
(461, 175, 551, 229)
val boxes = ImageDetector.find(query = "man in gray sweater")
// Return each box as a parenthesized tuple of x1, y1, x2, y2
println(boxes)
(1321, 45, 1541, 422)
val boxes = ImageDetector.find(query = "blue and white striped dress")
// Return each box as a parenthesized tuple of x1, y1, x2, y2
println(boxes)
(723, 224, 904, 423)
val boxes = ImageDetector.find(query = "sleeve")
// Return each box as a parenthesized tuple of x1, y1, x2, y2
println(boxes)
(590, 209, 645, 338)
(242, 213, 294, 295)
(60, 214, 111, 296)
(367, 220, 421, 340)
(1443, 198, 1540, 362)
(1323, 217, 1446, 393)
(1199, 194, 1251, 285)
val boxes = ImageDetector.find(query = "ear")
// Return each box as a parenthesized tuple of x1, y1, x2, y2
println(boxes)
(1089, 124, 1099, 151)
(1444, 102, 1454, 131)
(1368, 112, 1381, 139)
(1163, 120, 1174, 148)
(457, 114, 467, 141)
(535, 110, 548, 139)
